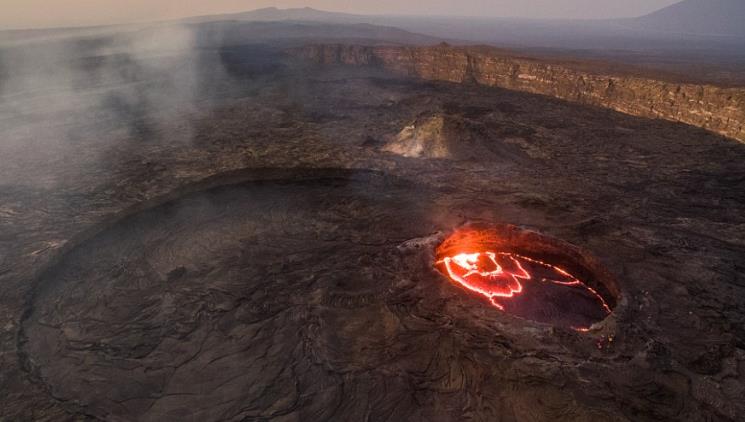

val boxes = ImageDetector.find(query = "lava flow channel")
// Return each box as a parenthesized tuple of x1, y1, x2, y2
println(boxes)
(436, 251, 611, 329)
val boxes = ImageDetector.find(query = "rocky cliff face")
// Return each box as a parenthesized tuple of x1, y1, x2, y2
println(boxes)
(296, 44, 745, 143)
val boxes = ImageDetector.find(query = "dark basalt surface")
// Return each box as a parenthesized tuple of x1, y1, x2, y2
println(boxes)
(2, 42, 745, 421)
(19, 170, 443, 420)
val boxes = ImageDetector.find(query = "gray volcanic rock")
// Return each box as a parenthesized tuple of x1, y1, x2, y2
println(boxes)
(383, 113, 530, 161)
(384, 115, 454, 158)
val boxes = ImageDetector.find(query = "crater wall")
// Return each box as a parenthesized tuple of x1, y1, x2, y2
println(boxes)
(295, 44, 745, 143)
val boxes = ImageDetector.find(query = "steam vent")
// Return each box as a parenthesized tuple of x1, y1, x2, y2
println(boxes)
(435, 226, 619, 331)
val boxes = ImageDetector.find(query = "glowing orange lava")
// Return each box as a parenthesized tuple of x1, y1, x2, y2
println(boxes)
(439, 252, 528, 310)
(436, 249, 611, 329)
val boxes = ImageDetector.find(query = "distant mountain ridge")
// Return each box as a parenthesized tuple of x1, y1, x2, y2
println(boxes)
(187, 7, 367, 24)
(204, 3, 745, 40)
(229, 7, 363, 22)
(624, 0, 745, 37)
(193, 21, 441, 46)
(5, 3, 744, 53)
(0, 16, 441, 48)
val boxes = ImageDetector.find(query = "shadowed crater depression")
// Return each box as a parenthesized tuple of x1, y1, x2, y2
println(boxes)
(19, 169, 443, 420)
(18, 169, 621, 420)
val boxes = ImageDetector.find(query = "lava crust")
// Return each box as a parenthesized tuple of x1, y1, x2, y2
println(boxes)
(19, 169, 442, 420)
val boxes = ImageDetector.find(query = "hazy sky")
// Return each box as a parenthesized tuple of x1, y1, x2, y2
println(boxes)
(1, 0, 682, 30)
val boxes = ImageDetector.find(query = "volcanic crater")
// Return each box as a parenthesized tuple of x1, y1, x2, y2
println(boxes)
(3, 35, 745, 421)
(17, 168, 623, 420)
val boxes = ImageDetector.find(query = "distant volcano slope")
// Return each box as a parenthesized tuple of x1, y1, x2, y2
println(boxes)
(624, 0, 745, 38)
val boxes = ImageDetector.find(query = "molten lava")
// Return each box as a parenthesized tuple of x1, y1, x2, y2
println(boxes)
(435, 229, 614, 330)
(439, 252, 527, 309)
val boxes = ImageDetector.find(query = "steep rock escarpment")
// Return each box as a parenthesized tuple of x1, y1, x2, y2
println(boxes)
(296, 44, 745, 143)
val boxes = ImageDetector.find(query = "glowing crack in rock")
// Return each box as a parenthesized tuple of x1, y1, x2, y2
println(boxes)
(439, 252, 528, 310)
(437, 251, 612, 330)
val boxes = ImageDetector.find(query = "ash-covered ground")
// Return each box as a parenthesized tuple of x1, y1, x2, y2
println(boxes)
(1, 34, 745, 421)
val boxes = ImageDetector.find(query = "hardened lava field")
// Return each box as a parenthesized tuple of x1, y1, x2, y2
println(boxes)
(3, 36, 745, 421)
